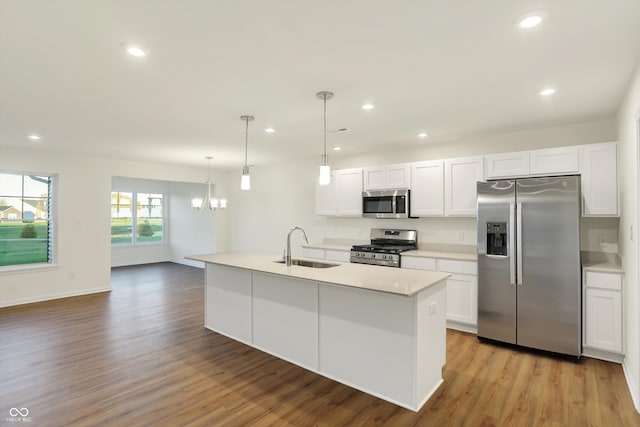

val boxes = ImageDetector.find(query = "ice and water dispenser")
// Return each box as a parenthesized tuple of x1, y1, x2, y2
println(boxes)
(486, 222, 507, 256)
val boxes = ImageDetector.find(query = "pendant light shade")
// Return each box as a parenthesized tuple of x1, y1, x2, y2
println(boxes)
(240, 115, 254, 191)
(316, 91, 334, 186)
(191, 156, 227, 211)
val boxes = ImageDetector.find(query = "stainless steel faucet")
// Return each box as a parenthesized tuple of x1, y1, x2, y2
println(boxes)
(285, 226, 309, 266)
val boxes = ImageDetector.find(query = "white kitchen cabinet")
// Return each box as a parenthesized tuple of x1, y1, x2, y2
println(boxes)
(584, 270, 622, 355)
(401, 256, 437, 271)
(302, 247, 350, 263)
(444, 156, 484, 216)
(316, 168, 363, 216)
(485, 151, 530, 179)
(364, 163, 411, 190)
(436, 259, 477, 327)
(580, 142, 618, 216)
(302, 247, 325, 260)
(444, 274, 477, 326)
(529, 146, 579, 175)
(325, 249, 350, 262)
(410, 161, 444, 216)
(402, 255, 478, 333)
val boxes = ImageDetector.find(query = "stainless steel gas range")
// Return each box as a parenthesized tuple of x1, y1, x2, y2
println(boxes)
(350, 228, 418, 268)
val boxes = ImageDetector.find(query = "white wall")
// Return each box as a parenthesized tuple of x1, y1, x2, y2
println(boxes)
(110, 177, 220, 268)
(617, 61, 640, 411)
(227, 118, 618, 256)
(111, 176, 173, 267)
(0, 146, 229, 307)
(169, 181, 221, 268)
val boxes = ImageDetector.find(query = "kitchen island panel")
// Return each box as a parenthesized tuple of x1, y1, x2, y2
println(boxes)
(318, 280, 446, 410)
(205, 264, 252, 345)
(416, 282, 446, 404)
(252, 272, 319, 371)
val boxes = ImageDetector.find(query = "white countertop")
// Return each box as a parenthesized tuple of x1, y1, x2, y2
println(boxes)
(302, 243, 478, 261)
(582, 260, 624, 273)
(187, 252, 450, 297)
(402, 250, 477, 261)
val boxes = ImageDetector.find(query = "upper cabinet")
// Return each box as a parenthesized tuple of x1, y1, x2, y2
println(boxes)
(485, 146, 579, 179)
(485, 151, 530, 179)
(529, 146, 579, 175)
(411, 160, 444, 216)
(581, 142, 618, 216)
(444, 157, 484, 216)
(315, 168, 363, 217)
(317, 142, 618, 219)
(363, 163, 411, 190)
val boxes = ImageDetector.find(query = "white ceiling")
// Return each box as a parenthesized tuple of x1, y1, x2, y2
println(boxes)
(1, 0, 640, 170)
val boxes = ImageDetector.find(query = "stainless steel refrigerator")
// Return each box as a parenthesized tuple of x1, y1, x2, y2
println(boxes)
(477, 176, 581, 357)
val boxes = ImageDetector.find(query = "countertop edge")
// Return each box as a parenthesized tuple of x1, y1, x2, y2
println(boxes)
(186, 253, 451, 297)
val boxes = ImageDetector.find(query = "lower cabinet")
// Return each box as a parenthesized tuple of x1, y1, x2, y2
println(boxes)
(402, 256, 478, 333)
(583, 270, 623, 359)
(445, 274, 477, 326)
(302, 247, 351, 262)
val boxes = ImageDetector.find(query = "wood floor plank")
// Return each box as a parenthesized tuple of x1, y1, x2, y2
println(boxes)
(1, 262, 638, 426)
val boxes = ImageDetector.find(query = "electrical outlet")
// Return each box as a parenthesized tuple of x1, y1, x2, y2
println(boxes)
(429, 301, 437, 315)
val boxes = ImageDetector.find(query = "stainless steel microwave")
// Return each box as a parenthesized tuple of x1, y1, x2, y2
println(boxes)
(362, 189, 411, 219)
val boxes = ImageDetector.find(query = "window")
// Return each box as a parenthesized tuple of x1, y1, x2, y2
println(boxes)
(111, 192, 164, 245)
(0, 172, 55, 268)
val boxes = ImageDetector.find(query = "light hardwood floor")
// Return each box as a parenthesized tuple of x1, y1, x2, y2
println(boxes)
(1, 262, 638, 426)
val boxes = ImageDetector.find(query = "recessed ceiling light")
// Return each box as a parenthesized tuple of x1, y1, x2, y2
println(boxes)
(362, 103, 374, 110)
(519, 15, 542, 28)
(332, 146, 342, 151)
(418, 132, 428, 138)
(516, 10, 546, 29)
(539, 88, 556, 96)
(27, 134, 41, 141)
(121, 43, 148, 57)
(264, 127, 275, 133)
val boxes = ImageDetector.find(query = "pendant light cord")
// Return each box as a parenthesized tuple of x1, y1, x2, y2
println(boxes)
(244, 117, 249, 167)
(323, 95, 327, 159)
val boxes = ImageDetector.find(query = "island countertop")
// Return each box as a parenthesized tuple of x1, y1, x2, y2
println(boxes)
(186, 252, 450, 297)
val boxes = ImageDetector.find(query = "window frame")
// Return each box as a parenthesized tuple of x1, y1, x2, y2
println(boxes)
(0, 169, 58, 271)
(111, 191, 165, 246)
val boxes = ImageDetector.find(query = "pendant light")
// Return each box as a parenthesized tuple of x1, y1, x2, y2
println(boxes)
(240, 115, 254, 191)
(316, 90, 334, 186)
(191, 156, 227, 211)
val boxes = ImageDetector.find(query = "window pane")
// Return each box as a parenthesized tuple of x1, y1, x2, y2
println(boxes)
(136, 193, 163, 243)
(23, 175, 50, 198)
(0, 173, 23, 197)
(0, 172, 53, 267)
(111, 192, 133, 244)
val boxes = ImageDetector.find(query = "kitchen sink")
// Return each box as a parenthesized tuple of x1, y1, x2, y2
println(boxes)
(274, 259, 339, 268)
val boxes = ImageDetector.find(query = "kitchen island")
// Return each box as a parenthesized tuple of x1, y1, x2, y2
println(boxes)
(186, 252, 450, 411)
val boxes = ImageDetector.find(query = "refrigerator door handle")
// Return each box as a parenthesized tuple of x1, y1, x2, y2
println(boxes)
(516, 202, 523, 285)
(509, 203, 516, 285)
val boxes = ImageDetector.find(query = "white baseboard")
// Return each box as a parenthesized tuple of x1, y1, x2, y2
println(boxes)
(623, 358, 640, 413)
(447, 321, 477, 334)
(0, 286, 111, 308)
(582, 347, 625, 363)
